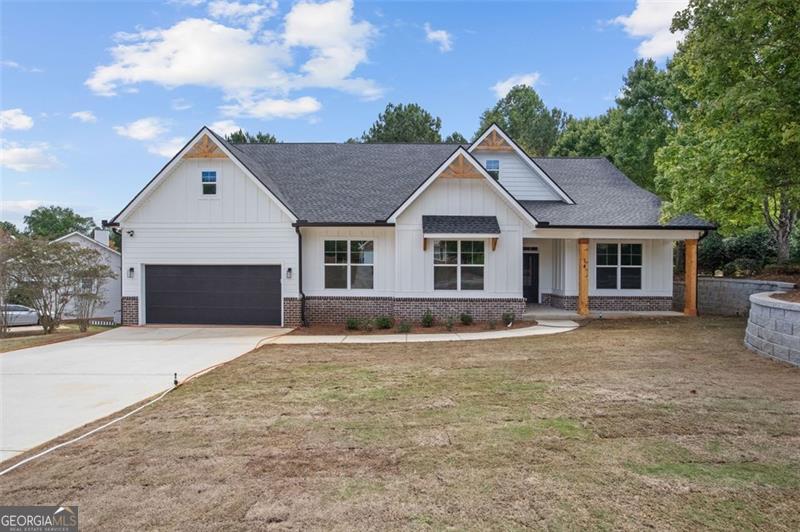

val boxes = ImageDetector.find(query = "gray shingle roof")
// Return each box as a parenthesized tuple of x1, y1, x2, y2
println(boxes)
(422, 215, 501, 234)
(209, 133, 713, 229)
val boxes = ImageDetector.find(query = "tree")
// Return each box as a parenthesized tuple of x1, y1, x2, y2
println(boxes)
(24, 206, 94, 240)
(0, 221, 19, 237)
(0, 232, 13, 336)
(551, 114, 610, 156)
(604, 59, 675, 191)
(6, 237, 114, 333)
(362, 103, 442, 143)
(444, 131, 468, 144)
(476, 85, 570, 156)
(72, 252, 117, 332)
(225, 129, 277, 143)
(656, 0, 800, 263)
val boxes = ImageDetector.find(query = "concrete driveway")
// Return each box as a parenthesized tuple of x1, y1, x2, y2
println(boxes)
(0, 326, 290, 462)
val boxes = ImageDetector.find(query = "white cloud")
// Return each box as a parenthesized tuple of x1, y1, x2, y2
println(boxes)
(0, 199, 46, 214)
(491, 72, 541, 99)
(208, 0, 277, 30)
(113, 117, 169, 141)
(171, 98, 192, 111)
(86, 0, 381, 113)
(423, 23, 452, 53)
(221, 95, 321, 119)
(147, 136, 188, 158)
(613, 0, 688, 59)
(209, 119, 242, 136)
(0, 108, 34, 131)
(1, 60, 43, 73)
(0, 141, 60, 172)
(70, 111, 97, 123)
(169, 0, 205, 5)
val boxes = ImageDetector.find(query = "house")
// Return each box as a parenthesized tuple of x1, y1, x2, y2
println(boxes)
(53, 230, 122, 323)
(106, 124, 713, 327)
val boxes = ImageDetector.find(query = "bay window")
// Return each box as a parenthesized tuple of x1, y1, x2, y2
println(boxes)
(596, 242, 642, 290)
(434, 240, 484, 290)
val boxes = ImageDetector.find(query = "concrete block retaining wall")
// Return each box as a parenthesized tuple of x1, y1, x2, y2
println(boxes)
(744, 292, 800, 367)
(674, 278, 797, 316)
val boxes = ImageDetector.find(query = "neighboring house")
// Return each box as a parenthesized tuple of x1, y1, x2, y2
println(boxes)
(106, 124, 713, 327)
(53, 230, 122, 323)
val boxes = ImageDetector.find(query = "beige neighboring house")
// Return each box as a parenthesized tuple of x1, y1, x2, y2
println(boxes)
(53, 229, 122, 323)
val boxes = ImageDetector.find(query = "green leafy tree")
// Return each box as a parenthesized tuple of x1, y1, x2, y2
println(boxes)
(476, 85, 570, 156)
(24, 206, 94, 240)
(550, 114, 610, 156)
(444, 131, 468, 144)
(0, 221, 20, 237)
(362, 103, 442, 143)
(604, 59, 675, 190)
(225, 129, 277, 143)
(656, 0, 800, 263)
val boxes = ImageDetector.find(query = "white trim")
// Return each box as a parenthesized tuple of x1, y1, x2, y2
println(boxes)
(114, 127, 297, 224)
(432, 238, 486, 292)
(530, 228, 703, 240)
(387, 147, 537, 228)
(52, 231, 121, 256)
(469, 124, 574, 204)
(322, 238, 375, 290)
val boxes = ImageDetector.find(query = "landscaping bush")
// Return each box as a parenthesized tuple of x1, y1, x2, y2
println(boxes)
(698, 231, 726, 272)
(502, 311, 515, 326)
(722, 258, 761, 278)
(421, 309, 434, 328)
(359, 319, 374, 332)
(459, 312, 474, 326)
(761, 263, 800, 276)
(374, 315, 394, 329)
(723, 226, 775, 267)
(345, 317, 360, 330)
(487, 319, 497, 330)
(445, 316, 454, 331)
(397, 321, 411, 333)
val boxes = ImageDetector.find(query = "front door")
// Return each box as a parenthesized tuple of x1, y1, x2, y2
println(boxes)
(523, 253, 539, 303)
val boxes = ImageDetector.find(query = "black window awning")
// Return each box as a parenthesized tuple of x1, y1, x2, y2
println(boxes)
(422, 215, 501, 236)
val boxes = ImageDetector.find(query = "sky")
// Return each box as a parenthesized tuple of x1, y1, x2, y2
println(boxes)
(0, 0, 688, 228)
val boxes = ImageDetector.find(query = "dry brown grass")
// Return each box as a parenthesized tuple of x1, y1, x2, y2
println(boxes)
(0, 325, 107, 353)
(2, 317, 799, 530)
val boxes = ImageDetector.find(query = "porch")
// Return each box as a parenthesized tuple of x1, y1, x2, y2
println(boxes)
(522, 303, 684, 321)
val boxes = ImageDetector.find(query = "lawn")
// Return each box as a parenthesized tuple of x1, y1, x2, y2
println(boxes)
(0, 324, 108, 353)
(2, 317, 799, 530)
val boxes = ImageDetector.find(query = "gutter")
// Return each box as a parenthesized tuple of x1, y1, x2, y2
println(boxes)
(295, 225, 306, 326)
(537, 222, 717, 230)
(292, 221, 395, 227)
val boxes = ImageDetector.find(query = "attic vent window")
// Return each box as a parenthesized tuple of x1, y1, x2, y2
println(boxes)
(202, 171, 217, 195)
(485, 159, 500, 180)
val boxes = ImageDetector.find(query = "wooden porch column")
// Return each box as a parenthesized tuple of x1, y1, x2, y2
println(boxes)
(684, 239, 698, 316)
(578, 238, 589, 316)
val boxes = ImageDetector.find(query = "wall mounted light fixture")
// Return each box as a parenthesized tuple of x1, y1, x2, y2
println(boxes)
(127, 267, 135, 279)
(126, 230, 135, 237)
(286, 267, 293, 279)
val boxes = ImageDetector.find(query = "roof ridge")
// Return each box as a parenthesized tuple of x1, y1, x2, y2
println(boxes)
(233, 142, 464, 146)
(533, 156, 608, 160)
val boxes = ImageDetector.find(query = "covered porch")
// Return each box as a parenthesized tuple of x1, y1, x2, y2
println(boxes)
(520, 229, 702, 318)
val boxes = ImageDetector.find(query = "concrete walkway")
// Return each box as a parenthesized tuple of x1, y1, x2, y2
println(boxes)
(265, 319, 579, 345)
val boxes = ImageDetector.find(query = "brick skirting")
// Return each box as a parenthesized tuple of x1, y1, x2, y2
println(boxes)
(121, 296, 139, 325)
(302, 296, 526, 325)
(542, 293, 672, 312)
(283, 298, 303, 327)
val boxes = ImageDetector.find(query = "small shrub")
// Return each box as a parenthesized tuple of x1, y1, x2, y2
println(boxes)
(722, 258, 761, 278)
(761, 263, 800, 275)
(459, 312, 474, 326)
(421, 309, 434, 328)
(502, 311, 515, 326)
(487, 319, 497, 330)
(397, 321, 411, 333)
(374, 315, 394, 329)
(345, 317, 360, 330)
(360, 319, 374, 332)
(445, 316, 454, 331)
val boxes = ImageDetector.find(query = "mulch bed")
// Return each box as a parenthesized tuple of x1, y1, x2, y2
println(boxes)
(287, 320, 535, 335)
(771, 290, 800, 303)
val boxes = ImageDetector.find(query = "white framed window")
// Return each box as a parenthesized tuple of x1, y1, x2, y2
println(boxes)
(434, 240, 485, 290)
(201, 171, 217, 195)
(596, 242, 642, 290)
(324, 239, 374, 289)
(485, 159, 500, 180)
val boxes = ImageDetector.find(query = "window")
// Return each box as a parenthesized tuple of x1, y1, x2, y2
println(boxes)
(596, 243, 642, 290)
(202, 171, 217, 195)
(434, 240, 484, 290)
(324, 239, 374, 289)
(485, 159, 500, 180)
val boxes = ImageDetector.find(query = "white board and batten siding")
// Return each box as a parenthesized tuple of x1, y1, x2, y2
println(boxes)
(121, 158, 299, 317)
(472, 152, 561, 201)
(395, 177, 527, 298)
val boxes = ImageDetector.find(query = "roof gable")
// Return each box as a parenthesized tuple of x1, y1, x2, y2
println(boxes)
(52, 231, 121, 256)
(386, 147, 537, 227)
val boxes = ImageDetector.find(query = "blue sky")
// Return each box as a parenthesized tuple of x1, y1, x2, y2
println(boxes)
(1, 0, 686, 228)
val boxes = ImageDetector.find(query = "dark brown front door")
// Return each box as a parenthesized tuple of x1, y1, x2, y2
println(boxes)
(523, 253, 539, 303)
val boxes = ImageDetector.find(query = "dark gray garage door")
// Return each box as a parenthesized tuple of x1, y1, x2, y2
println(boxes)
(145, 265, 281, 325)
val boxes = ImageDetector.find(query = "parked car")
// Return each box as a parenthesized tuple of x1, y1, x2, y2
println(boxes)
(2, 304, 40, 326)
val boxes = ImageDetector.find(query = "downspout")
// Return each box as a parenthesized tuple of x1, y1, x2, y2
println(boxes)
(295, 225, 306, 326)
